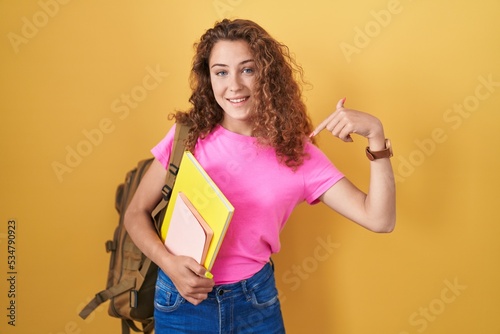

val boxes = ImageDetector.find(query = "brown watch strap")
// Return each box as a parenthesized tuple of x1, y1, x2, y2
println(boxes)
(365, 139, 393, 161)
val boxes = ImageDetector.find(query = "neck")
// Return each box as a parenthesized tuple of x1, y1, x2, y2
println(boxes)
(221, 119, 253, 136)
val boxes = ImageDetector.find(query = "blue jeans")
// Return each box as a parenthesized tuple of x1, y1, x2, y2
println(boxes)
(154, 262, 286, 333)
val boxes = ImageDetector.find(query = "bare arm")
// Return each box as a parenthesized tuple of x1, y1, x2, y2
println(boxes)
(312, 98, 396, 232)
(123, 158, 214, 304)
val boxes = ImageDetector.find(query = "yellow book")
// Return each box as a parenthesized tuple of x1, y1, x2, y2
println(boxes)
(161, 151, 234, 271)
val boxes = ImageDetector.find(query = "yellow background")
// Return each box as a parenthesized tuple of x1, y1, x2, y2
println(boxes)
(1, 0, 499, 333)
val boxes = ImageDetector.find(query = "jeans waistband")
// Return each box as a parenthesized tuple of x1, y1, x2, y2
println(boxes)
(208, 261, 274, 300)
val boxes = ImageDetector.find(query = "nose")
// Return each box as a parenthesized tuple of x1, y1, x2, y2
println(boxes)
(229, 73, 243, 92)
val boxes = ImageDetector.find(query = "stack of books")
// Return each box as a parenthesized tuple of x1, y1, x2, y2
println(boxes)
(161, 151, 234, 271)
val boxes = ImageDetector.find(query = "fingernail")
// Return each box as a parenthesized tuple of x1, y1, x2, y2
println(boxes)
(341, 97, 347, 105)
(204, 271, 213, 279)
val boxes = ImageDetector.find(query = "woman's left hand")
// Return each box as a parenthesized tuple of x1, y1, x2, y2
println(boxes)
(310, 98, 385, 144)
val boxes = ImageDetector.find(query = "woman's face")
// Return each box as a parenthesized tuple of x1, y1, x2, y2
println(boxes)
(209, 39, 256, 135)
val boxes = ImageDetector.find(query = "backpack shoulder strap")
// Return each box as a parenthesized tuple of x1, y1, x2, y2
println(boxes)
(151, 122, 190, 234)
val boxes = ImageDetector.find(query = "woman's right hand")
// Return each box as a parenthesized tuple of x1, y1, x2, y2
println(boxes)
(163, 255, 215, 305)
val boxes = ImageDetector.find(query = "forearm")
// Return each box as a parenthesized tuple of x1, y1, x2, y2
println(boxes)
(124, 208, 173, 271)
(364, 136, 396, 232)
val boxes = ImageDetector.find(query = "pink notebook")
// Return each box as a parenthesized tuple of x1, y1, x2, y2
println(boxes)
(164, 192, 214, 264)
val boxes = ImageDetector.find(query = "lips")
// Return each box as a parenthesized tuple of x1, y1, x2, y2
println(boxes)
(227, 97, 249, 103)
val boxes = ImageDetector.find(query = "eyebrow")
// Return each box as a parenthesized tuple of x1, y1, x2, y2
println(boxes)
(210, 59, 255, 68)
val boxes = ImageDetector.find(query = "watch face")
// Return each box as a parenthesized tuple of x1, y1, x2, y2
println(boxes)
(385, 139, 393, 157)
(386, 139, 392, 154)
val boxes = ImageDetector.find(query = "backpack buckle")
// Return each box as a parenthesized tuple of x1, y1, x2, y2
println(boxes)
(105, 240, 116, 253)
(169, 163, 179, 176)
(95, 292, 106, 304)
(161, 185, 172, 201)
(162, 162, 179, 201)
(130, 290, 138, 308)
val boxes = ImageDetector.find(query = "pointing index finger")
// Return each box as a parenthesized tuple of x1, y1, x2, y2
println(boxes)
(309, 97, 346, 138)
(309, 117, 332, 138)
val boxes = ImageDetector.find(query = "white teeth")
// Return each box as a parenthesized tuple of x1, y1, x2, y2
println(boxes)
(229, 97, 246, 103)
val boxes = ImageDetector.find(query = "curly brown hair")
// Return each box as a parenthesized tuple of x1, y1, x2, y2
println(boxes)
(172, 19, 315, 169)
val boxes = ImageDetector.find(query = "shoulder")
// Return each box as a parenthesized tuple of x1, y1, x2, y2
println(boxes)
(151, 123, 177, 168)
(300, 141, 343, 179)
(303, 141, 331, 163)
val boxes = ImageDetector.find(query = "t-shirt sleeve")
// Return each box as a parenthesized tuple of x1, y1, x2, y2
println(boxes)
(303, 143, 345, 205)
(150, 123, 177, 169)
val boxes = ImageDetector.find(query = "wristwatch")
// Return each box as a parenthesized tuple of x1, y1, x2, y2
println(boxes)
(365, 139, 393, 161)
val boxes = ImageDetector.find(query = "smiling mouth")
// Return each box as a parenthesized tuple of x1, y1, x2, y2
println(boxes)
(227, 97, 248, 103)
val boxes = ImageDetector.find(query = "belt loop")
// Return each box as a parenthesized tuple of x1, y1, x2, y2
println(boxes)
(269, 258, 275, 271)
(241, 279, 252, 302)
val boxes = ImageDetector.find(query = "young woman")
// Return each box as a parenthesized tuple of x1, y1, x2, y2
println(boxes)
(124, 19, 395, 333)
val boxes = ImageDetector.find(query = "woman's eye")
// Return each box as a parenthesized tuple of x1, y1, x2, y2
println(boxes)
(242, 68, 254, 74)
(216, 70, 228, 76)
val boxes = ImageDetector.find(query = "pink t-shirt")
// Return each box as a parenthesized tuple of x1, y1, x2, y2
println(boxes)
(152, 124, 344, 284)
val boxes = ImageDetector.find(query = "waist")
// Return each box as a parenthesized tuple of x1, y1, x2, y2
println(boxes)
(209, 261, 274, 298)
